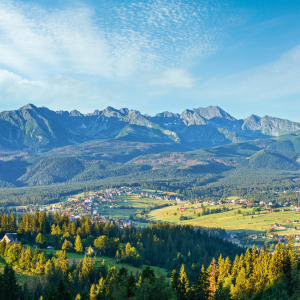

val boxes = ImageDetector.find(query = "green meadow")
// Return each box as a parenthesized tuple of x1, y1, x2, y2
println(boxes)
(148, 204, 300, 236)
(65, 252, 167, 276)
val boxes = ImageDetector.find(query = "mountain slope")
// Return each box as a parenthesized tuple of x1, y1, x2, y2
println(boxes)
(0, 130, 299, 189)
(1, 104, 300, 152)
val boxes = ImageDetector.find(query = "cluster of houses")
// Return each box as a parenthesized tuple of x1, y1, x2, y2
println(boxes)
(14, 187, 141, 228)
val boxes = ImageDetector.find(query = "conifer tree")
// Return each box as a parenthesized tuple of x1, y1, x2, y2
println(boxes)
(126, 272, 137, 298)
(82, 256, 94, 280)
(270, 243, 285, 278)
(2, 265, 18, 300)
(96, 277, 107, 299)
(45, 260, 55, 283)
(44, 284, 58, 300)
(190, 265, 209, 300)
(9, 213, 17, 233)
(217, 255, 226, 284)
(34, 281, 43, 300)
(57, 251, 69, 275)
(233, 267, 249, 299)
(75, 235, 83, 253)
(171, 268, 179, 293)
(57, 279, 72, 300)
(261, 280, 289, 300)
(0, 239, 6, 257)
(251, 245, 258, 268)
(89, 284, 97, 300)
(18, 248, 26, 269)
(213, 282, 231, 300)
(173, 264, 190, 300)
(244, 248, 252, 278)
(230, 255, 240, 284)
(208, 258, 218, 298)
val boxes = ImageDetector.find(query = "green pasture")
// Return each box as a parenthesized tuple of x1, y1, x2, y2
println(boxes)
(226, 196, 240, 200)
(101, 195, 167, 219)
(0, 250, 167, 288)
(64, 252, 167, 276)
(139, 189, 179, 196)
(148, 204, 300, 235)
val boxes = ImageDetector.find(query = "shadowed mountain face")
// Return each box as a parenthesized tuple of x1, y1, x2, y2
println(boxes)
(1, 104, 300, 151)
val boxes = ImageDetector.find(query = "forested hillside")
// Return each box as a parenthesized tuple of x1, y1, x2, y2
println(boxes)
(2, 105, 300, 207)
(1, 132, 300, 207)
(1, 212, 300, 299)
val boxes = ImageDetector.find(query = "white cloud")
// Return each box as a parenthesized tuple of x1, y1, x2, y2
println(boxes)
(147, 68, 198, 89)
(0, 0, 240, 79)
(0, 69, 113, 112)
(0, 67, 198, 113)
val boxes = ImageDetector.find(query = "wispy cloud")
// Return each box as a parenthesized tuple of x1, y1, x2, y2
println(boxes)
(147, 68, 198, 89)
(197, 44, 300, 102)
(0, 70, 111, 112)
(0, 0, 240, 79)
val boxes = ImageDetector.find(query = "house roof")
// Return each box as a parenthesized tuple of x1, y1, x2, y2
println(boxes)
(5, 233, 17, 241)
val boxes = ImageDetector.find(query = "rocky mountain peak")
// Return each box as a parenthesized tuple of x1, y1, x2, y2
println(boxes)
(194, 106, 236, 121)
(69, 110, 83, 117)
(1, 104, 300, 152)
(20, 103, 38, 111)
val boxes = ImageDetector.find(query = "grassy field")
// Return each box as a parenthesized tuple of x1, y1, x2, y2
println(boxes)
(64, 252, 167, 276)
(100, 195, 167, 220)
(0, 257, 44, 288)
(148, 204, 300, 236)
(139, 189, 181, 196)
(0, 250, 168, 289)
(226, 196, 240, 200)
(42, 249, 167, 276)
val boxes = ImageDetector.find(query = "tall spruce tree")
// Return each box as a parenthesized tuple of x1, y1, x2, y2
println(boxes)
(2, 265, 18, 300)
(213, 282, 231, 300)
(190, 265, 209, 300)
(208, 258, 218, 298)
(174, 264, 190, 300)
(75, 235, 83, 253)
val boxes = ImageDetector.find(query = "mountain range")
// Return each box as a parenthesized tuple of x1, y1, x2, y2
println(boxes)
(1, 104, 300, 152)
(1, 104, 300, 205)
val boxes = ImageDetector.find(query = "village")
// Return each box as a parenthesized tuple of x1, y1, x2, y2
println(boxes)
(8, 186, 300, 246)
(13, 186, 188, 228)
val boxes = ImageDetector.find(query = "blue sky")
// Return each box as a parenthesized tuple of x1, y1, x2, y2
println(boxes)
(0, 0, 300, 121)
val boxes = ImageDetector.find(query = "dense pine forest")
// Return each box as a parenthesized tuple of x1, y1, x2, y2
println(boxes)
(0, 212, 236, 274)
(0, 212, 300, 299)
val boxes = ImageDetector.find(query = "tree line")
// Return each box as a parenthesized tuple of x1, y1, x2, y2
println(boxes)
(0, 211, 242, 276)
(1, 239, 300, 299)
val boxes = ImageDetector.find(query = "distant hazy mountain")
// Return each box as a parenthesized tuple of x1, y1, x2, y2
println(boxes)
(1, 103, 300, 151)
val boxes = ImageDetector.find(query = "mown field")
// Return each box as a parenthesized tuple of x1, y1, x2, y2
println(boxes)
(148, 204, 300, 236)
(71, 189, 170, 221)
(102, 195, 166, 220)
(74, 189, 300, 238)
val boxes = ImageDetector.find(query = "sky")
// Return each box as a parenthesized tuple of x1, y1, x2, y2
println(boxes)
(0, 0, 300, 121)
